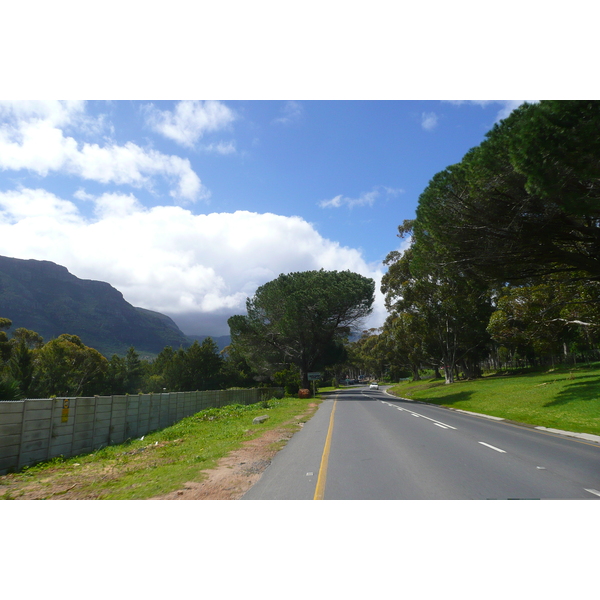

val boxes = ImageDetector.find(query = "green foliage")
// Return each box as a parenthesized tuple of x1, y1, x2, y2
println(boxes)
(228, 269, 375, 388)
(382, 223, 493, 383)
(487, 276, 600, 362)
(414, 101, 600, 284)
(103, 347, 148, 395)
(272, 365, 301, 395)
(0, 317, 250, 398)
(148, 338, 225, 392)
(345, 328, 388, 380)
(29, 334, 109, 397)
(0, 318, 11, 364)
(0, 376, 23, 401)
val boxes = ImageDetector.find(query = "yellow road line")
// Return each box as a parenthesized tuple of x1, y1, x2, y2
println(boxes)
(314, 398, 338, 500)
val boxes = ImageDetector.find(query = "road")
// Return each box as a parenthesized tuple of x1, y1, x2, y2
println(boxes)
(243, 386, 600, 499)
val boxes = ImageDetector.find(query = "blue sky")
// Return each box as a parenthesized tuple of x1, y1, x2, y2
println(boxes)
(0, 99, 530, 335)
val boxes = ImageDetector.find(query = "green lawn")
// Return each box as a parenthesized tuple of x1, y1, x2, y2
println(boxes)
(387, 363, 600, 436)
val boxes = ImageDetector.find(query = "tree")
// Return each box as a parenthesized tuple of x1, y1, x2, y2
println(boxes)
(105, 354, 128, 394)
(1, 321, 44, 400)
(379, 313, 430, 381)
(487, 276, 600, 365)
(124, 346, 144, 392)
(7, 328, 44, 398)
(30, 334, 108, 397)
(0, 318, 12, 364)
(148, 339, 225, 392)
(346, 329, 388, 381)
(382, 227, 493, 383)
(414, 101, 600, 284)
(104, 347, 146, 394)
(181, 338, 224, 391)
(220, 343, 261, 388)
(228, 270, 375, 389)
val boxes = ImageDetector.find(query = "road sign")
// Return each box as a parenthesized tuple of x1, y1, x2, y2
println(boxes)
(307, 372, 322, 381)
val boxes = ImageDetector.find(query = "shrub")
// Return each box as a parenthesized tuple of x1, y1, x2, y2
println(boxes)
(0, 376, 23, 401)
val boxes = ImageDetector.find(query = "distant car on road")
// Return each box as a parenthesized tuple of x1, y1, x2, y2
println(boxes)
(369, 383, 379, 390)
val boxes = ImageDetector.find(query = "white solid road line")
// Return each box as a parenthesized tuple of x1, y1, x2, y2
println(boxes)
(584, 488, 600, 497)
(478, 441, 507, 453)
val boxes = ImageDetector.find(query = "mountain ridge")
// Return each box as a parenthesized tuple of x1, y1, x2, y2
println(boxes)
(0, 255, 192, 356)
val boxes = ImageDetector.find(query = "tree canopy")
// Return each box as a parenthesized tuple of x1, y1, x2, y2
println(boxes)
(414, 101, 600, 284)
(228, 269, 375, 388)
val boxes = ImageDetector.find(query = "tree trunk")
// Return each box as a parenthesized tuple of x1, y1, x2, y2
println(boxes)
(444, 365, 454, 384)
(301, 372, 310, 389)
(411, 364, 421, 381)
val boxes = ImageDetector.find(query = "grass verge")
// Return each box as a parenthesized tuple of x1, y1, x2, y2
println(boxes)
(387, 363, 600, 436)
(0, 395, 321, 500)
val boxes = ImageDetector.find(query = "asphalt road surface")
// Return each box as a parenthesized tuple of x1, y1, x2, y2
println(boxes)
(243, 386, 600, 500)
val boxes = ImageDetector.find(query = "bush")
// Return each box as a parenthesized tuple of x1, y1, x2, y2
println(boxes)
(0, 376, 23, 401)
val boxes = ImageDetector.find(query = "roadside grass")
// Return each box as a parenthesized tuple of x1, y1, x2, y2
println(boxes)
(0, 395, 321, 500)
(387, 363, 600, 436)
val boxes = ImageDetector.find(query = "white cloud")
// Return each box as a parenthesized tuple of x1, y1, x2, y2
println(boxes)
(0, 188, 386, 335)
(0, 101, 207, 203)
(320, 191, 378, 209)
(421, 112, 438, 131)
(448, 100, 538, 122)
(319, 186, 403, 210)
(202, 141, 237, 155)
(494, 100, 535, 121)
(0, 100, 87, 128)
(397, 235, 413, 256)
(92, 192, 146, 219)
(272, 101, 303, 125)
(143, 100, 236, 148)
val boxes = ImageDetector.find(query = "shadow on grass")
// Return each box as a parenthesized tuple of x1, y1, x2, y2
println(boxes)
(416, 390, 476, 406)
(544, 375, 600, 407)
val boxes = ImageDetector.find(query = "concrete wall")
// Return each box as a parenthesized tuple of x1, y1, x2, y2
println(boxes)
(0, 387, 282, 474)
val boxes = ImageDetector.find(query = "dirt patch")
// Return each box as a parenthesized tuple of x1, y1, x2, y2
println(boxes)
(152, 404, 317, 500)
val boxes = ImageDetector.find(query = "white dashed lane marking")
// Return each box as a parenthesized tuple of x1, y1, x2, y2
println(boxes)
(380, 401, 456, 429)
(478, 441, 507, 453)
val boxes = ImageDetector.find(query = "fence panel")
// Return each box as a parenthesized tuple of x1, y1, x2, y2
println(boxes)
(0, 387, 283, 474)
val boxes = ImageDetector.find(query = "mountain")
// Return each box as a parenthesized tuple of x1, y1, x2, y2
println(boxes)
(0, 255, 190, 357)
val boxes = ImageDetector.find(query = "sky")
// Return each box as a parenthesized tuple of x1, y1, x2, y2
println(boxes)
(0, 99, 531, 336)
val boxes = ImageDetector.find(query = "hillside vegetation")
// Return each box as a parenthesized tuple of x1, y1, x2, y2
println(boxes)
(388, 363, 600, 436)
